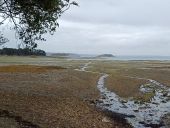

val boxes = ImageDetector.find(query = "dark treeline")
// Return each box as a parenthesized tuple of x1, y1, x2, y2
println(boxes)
(0, 48, 46, 56)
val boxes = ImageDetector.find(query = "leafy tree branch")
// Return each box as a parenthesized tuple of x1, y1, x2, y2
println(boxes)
(0, 0, 78, 48)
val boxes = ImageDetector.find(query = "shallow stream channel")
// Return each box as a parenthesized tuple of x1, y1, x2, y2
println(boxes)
(77, 62, 170, 128)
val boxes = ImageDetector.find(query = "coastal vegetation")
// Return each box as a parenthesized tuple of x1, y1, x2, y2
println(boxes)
(0, 48, 46, 56)
(0, 56, 169, 127)
(0, 0, 78, 48)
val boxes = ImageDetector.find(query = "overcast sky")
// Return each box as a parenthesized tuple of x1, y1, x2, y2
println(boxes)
(2, 0, 170, 55)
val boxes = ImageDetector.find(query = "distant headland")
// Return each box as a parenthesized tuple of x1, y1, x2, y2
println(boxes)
(46, 53, 115, 59)
(96, 54, 115, 58)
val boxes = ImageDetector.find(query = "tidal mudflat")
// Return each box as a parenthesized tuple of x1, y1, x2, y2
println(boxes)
(0, 56, 169, 128)
(87, 60, 170, 128)
(0, 56, 130, 128)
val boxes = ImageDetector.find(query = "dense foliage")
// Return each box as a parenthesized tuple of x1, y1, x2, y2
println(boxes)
(0, 48, 46, 56)
(0, 0, 77, 48)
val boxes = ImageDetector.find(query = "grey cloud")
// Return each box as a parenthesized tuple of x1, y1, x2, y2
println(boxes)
(1, 0, 170, 56)
(64, 0, 170, 26)
(38, 20, 170, 55)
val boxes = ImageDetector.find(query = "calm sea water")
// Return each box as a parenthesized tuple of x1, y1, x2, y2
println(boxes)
(111, 56, 170, 60)
(71, 54, 170, 61)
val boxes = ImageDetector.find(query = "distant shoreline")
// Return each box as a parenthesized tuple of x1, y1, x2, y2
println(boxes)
(46, 52, 170, 60)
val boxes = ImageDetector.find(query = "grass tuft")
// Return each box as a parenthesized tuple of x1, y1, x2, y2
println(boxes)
(0, 65, 65, 73)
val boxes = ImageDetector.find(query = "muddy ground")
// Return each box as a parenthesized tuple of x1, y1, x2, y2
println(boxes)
(0, 56, 169, 128)
(0, 63, 131, 128)
(88, 60, 170, 127)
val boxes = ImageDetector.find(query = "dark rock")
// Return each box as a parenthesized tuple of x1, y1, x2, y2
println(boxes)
(133, 110, 139, 112)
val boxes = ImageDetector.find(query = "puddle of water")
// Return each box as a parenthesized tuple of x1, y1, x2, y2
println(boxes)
(80, 62, 91, 71)
(97, 74, 170, 128)
(77, 62, 170, 128)
(75, 62, 91, 72)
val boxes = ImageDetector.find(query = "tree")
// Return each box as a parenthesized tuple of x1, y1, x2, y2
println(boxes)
(0, 47, 46, 56)
(0, 0, 78, 48)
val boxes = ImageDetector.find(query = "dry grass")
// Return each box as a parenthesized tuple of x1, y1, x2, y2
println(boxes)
(0, 56, 169, 127)
(119, 68, 170, 87)
(0, 117, 19, 128)
(89, 60, 170, 99)
(0, 65, 65, 73)
(106, 74, 146, 98)
(134, 92, 155, 103)
(0, 64, 130, 128)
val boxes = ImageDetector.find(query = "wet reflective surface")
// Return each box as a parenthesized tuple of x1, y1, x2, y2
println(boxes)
(78, 62, 170, 128)
(97, 74, 170, 128)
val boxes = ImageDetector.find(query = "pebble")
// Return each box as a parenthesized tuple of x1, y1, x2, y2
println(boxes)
(102, 117, 110, 123)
